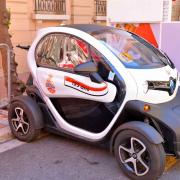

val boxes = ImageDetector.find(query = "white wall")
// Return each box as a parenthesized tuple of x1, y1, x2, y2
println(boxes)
(160, 22, 180, 71)
(107, 0, 163, 23)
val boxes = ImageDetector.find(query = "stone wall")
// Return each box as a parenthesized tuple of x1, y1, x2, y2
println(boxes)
(70, 0, 94, 24)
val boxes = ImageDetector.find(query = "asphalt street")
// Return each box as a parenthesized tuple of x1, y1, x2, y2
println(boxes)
(0, 135, 180, 180)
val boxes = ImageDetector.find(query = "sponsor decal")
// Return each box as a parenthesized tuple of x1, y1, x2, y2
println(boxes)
(46, 75, 56, 94)
(120, 52, 133, 62)
(64, 76, 108, 96)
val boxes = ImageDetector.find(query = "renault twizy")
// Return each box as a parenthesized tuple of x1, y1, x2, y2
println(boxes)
(8, 24, 180, 180)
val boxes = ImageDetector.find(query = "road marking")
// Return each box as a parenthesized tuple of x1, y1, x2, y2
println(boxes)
(0, 139, 26, 154)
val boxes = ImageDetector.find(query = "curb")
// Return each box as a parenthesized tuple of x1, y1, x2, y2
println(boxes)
(0, 109, 12, 143)
(0, 99, 8, 109)
(0, 109, 8, 116)
(0, 126, 49, 144)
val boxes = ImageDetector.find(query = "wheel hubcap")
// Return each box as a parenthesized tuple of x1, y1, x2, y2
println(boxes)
(11, 107, 30, 135)
(119, 137, 150, 176)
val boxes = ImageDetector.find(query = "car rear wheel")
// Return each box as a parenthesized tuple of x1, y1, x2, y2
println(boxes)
(114, 130, 165, 180)
(8, 96, 42, 142)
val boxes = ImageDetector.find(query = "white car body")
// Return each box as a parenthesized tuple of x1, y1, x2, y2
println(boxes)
(27, 25, 179, 141)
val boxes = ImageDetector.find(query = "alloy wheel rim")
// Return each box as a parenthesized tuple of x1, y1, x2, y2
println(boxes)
(119, 137, 150, 176)
(11, 107, 30, 135)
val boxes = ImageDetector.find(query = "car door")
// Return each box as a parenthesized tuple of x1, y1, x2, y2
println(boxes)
(35, 33, 117, 133)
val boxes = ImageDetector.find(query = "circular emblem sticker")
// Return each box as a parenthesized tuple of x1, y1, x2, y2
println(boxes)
(46, 75, 56, 94)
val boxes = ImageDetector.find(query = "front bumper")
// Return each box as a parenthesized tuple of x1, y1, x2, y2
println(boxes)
(126, 88, 180, 158)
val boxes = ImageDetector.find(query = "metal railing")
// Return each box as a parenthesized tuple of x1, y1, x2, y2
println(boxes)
(95, 0, 106, 16)
(35, 0, 66, 15)
(0, 44, 12, 107)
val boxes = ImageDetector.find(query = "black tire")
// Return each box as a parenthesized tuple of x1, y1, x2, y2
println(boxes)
(8, 96, 42, 142)
(114, 130, 165, 180)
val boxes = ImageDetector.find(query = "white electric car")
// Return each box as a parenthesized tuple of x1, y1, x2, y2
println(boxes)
(8, 24, 180, 180)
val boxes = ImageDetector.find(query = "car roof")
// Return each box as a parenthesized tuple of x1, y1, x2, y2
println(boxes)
(63, 24, 113, 34)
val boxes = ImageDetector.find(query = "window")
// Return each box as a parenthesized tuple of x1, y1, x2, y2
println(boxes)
(63, 37, 89, 69)
(90, 46, 107, 63)
(92, 29, 167, 69)
(90, 46, 111, 80)
(35, 34, 90, 70)
(36, 34, 63, 67)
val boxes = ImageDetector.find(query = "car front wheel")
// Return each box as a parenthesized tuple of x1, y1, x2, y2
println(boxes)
(114, 130, 165, 180)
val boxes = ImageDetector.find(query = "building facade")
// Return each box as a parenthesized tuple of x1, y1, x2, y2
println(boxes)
(172, 0, 180, 20)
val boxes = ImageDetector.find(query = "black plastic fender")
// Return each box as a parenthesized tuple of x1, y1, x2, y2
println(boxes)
(26, 85, 43, 101)
(10, 95, 44, 129)
(110, 121, 164, 154)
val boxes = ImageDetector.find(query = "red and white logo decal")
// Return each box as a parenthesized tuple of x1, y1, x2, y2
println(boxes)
(64, 76, 108, 96)
(46, 75, 56, 94)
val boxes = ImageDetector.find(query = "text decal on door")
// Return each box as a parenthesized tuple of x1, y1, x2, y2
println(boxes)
(64, 76, 108, 96)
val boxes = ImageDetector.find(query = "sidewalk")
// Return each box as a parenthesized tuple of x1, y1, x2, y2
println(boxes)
(0, 109, 13, 143)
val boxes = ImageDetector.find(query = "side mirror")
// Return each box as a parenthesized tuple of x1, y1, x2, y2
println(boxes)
(74, 61, 104, 84)
(74, 61, 98, 74)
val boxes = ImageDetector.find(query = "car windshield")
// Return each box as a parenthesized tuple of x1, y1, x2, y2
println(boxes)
(91, 29, 168, 69)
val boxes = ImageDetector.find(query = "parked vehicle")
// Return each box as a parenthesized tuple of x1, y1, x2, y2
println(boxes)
(8, 24, 180, 180)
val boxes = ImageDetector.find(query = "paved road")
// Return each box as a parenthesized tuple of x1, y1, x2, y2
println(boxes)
(0, 135, 180, 180)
